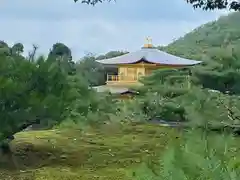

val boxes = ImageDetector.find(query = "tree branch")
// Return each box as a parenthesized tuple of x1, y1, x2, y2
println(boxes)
(218, 98, 240, 125)
(74, 0, 240, 11)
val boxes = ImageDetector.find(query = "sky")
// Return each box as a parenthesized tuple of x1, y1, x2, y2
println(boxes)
(0, 0, 229, 59)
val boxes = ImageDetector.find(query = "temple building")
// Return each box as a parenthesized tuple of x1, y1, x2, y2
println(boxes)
(93, 37, 201, 99)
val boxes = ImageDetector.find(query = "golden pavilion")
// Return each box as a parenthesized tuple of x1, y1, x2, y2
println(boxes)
(93, 37, 201, 99)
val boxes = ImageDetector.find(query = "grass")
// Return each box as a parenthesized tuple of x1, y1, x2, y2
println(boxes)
(0, 122, 179, 180)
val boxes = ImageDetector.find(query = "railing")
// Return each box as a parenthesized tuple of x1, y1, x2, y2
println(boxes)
(106, 74, 192, 88)
(107, 74, 140, 82)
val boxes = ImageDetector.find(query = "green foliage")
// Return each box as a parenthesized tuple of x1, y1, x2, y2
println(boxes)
(131, 12, 239, 128)
(186, 0, 240, 11)
(75, 51, 127, 86)
(0, 11, 240, 180)
(0, 40, 124, 148)
(48, 43, 76, 75)
(153, 12, 240, 96)
(74, 0, 113, 5)
(96, 51, 128, 60)
(131, 13, 240, 125)
(165, 12, 240, 59)
(74, 0, 240, 11)
(0, 51, 71, 143)
(76, 55, 106, 86)
(133, 67, 240, 128)
(0, 41, 11, 56)
(11, 43, 24, 55)
(132, 130, 240, 180)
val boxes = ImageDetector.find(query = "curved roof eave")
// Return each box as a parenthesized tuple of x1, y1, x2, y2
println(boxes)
(96, 51, 143, 65)
(96, 48, 202, 66)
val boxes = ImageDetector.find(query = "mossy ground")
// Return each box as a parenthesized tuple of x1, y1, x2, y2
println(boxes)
(0, 123, 179, 180)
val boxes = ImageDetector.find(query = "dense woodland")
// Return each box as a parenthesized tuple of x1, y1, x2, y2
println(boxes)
(0, 12, 239, 180)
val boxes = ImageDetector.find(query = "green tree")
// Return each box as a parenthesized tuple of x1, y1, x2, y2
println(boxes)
(0, 43, 85, 152)
(49, 43, 72, 58)
(76, 55, 106, 86)
(0, 41, 10, 56)
(96, 51, 128, 60)
(0, 41, 121, 153)
(11, 43, 24, 55)
(76, 51, 127, 86)
(0, 55, 69, 144)
(48, 43, 76, 75)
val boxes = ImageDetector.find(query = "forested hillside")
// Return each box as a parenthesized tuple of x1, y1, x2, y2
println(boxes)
(165, 12, 240, 59)
(157, 12, 240, 95)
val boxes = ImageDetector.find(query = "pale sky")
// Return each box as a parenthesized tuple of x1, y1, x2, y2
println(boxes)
(0, 0, 229, 60)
